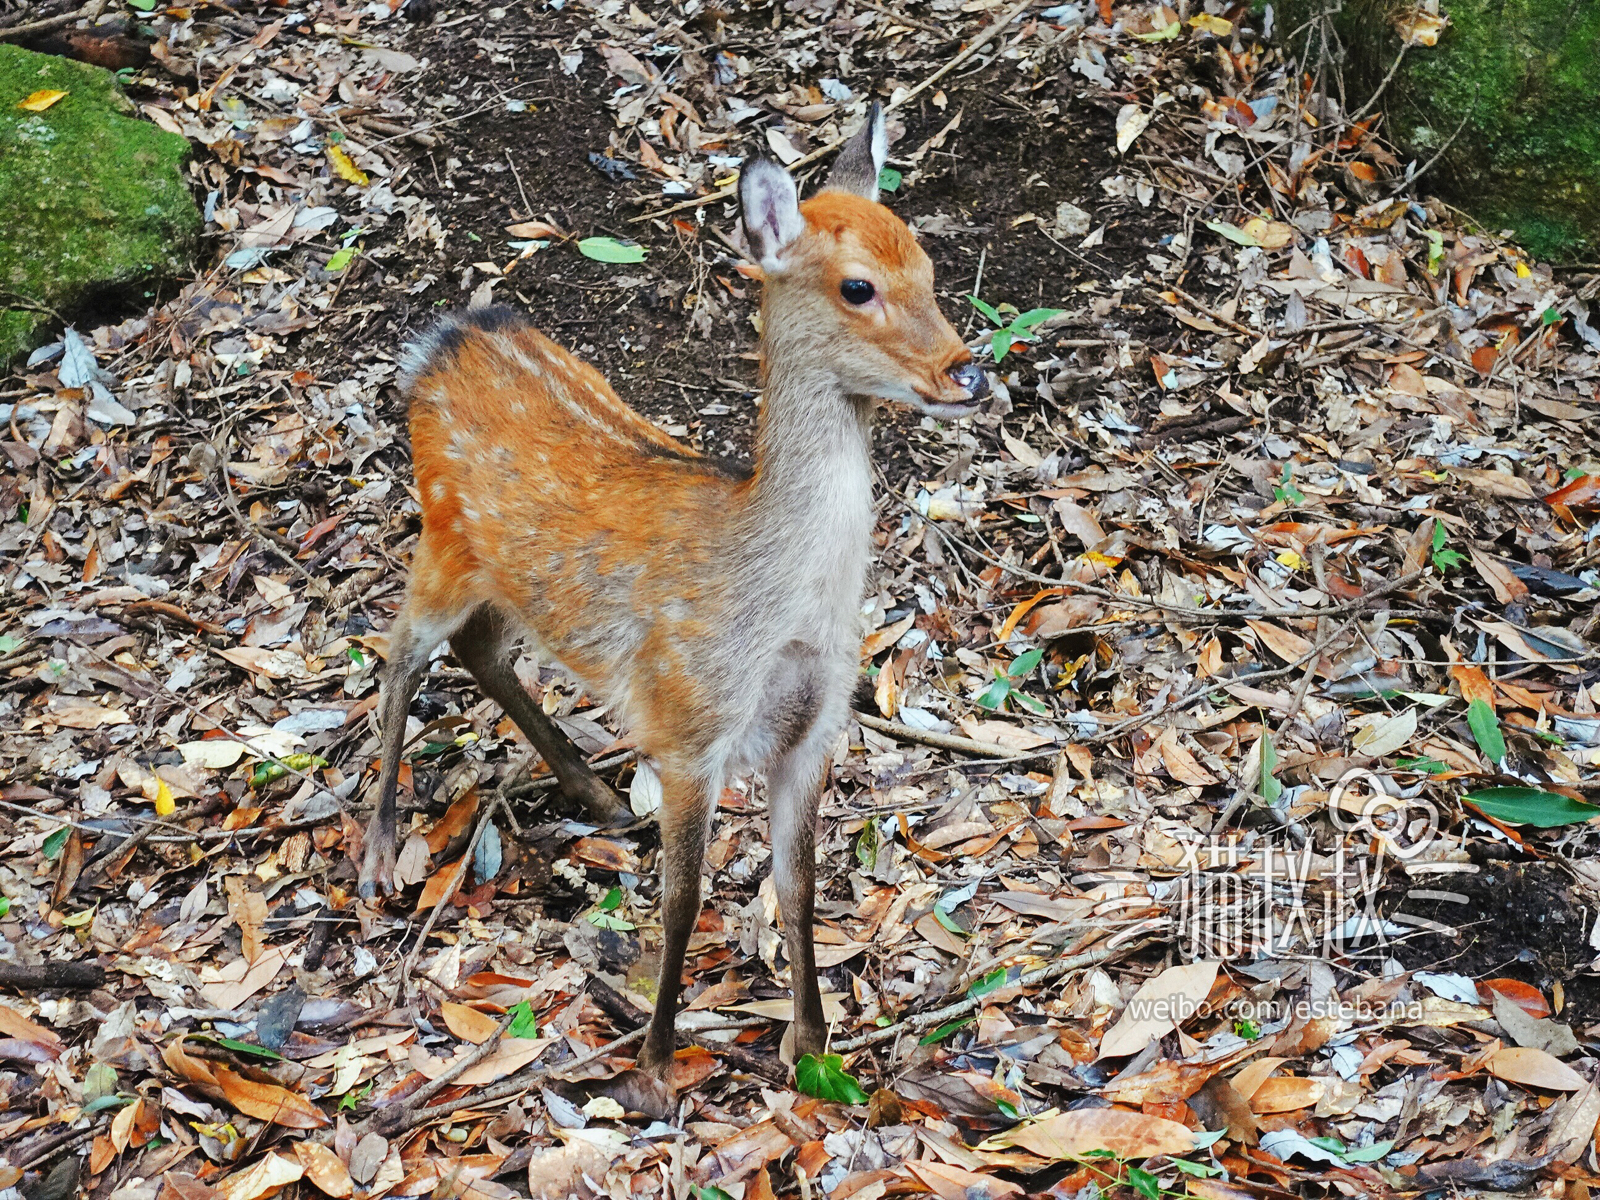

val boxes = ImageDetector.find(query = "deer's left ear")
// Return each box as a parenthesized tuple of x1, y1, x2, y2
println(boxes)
(824, 102, 887, 201)
(740, 158, 805, 272)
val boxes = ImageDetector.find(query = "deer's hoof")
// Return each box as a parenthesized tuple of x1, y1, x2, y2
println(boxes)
(358, 838, 397, 900)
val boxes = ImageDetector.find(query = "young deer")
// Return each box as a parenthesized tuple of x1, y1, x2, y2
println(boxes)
(359, 105, 986, 1078)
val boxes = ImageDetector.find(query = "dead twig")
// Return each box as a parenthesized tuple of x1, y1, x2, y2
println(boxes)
(832, 936, 1154, 1052)
(361, 1009, 518, 1137)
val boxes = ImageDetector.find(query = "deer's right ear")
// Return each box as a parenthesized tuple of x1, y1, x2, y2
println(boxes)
(740, 158, 804, 273)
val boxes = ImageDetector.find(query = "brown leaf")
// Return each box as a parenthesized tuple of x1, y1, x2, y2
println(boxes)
(1469, 548, 1529, 604)
(1545, 1080, 1600, 1163)
(1487, 1046, 1586, 1091)
(527, 1140, 611, 1199)
(1228, 1056, 1286, 1100)
(161, 1036, 219, 1091)
(571, 837, 640, 873)
(1481, 978, 1551, 1018)
(425, 790, 479, 854)
(1099, 961, 1219, 1058)
(1004, 1108, 1195, 1159)
(908, 1160, 1023, 1200)
(225, 877, 268, 965)
(1245, 620, 1315, 666)
(293, 1141, 353, 1197)
(1249, 1076, 1325, 1113)
(440, 1001, 501, 1045)
(0, 1006, 63, 1053)
(213, 1066, 330, 1129)
(1156, 728, 1218, 787)
(214, 1154, 304, 1200)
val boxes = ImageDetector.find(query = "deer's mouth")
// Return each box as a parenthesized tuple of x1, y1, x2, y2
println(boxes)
(908, 393, 982, 419)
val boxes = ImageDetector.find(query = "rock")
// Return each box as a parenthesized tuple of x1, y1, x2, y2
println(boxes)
(0, 44, 201, 362)
(1274, 0, 1600, 260)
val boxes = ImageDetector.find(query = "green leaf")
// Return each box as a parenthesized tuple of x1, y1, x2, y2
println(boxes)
(966, 295, 1004, 326)
(1009, 647, 1044, 677)
(508, 1000, 539, 1039)
(0, 636, 21, 655)
(694, 1188, 734, 1200)
(991, 329, 1014, 363)
(1170, 1158, 1222, 1178)
(1131, 18, 1181, 39)
(1128, 1166, 1161, 1199)
(1542, 306, 1562, 326)
(1463, 786, 1600, 827)
(1309, 1136, 1346, 1153)
(1467, 698, 1505, 764)
(578, 236, 648, 264)
(967, 967, 1007, 999)
(128, 0, 157, 9)
(795, 1053, 869, 1104)
(877, 166, 903, 192)
(326, 246, 356, 272)
(1396, 756, 1448, 774)
(1258, 733, 1281, 804)
(1012, 307, 1065, 331)
(855, 819, 878, 871)
(186, 1034, 283, 1061)
(1340, 1140, 1395, 1163)
(1233, 1017, 1260, 1040)
(42, 827, 69, 860)
(918, 1017, 972, 1045)
(1433, 547, 1465, 570)
(597, 886, 623, 912)
(932, 906, 969, 936)
(1205, 219, 1258, 246)
(1432, 521, 1447, 552)
(976, 677, 1012, 710)
(0, 897, 10, 918)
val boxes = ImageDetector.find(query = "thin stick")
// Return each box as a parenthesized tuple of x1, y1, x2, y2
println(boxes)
(394, 795, 506, 1002)
(361, 1010, 518, 1137)
(832, 937, 1153, 1052)
(631, 0, 1036, 223)
(856, 711, 1027, 759)
(373, 1026, 649, 1136)
(0, 1, 97, 41)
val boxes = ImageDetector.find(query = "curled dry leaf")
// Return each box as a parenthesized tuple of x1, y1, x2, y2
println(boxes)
(1099, 961, 1219, 1058)
(1487, 1046, 1587, 1092)
(293, 1142, 353, 1199)
(1001, 1108, 1196, 1160)
(441, 1001, 502, 1045)
(214, 1066, 330, 1129)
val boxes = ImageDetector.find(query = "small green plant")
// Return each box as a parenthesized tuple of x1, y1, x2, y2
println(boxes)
(1273, 463, 1305, 505)
(967, 296, 1063, 363)
(1466, 698, 1505, 765)
(587, 886, 634, 930)
(1431, 522, 1466, 572)
(507, 1000, 539, 1039)
(795, 1053, 869, 1104)
(1233, 1017, 1260, 1040)
(977, 647, 1047, 714)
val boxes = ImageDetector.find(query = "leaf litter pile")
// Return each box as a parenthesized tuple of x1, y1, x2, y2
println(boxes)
(2, 0, 1600, 1197)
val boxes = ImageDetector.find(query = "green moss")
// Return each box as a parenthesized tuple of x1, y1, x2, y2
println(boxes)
(0, 44, 201, 362)
(1277, 0, 1600, 260)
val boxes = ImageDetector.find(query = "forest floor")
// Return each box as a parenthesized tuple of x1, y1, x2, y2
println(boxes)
(3, 0, 1600, 1197)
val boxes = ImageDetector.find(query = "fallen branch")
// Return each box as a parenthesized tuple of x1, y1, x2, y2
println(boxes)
(631, 0, 1036, 223)
(0, 960, 105, 990)
(832, 936, 1154, 1053)
(855, 711, 1053, 761)
(361, 1026, 650, 1139)
(0, 2, 98, 41)
(361, 1009, 517, 1138)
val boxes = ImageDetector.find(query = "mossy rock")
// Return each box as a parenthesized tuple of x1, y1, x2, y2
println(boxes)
(1275, 0, 1600, 261)
(0, 44, 201, 362)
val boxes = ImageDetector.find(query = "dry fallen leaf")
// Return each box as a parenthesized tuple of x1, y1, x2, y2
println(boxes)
(441, 1001, 502, 1044)
(1099, 961, 1219, 1058)
(214, 1066, 330, 1129)
(1001, 1108, 1195, 1159)
(1487, 1046, 1586, 1092)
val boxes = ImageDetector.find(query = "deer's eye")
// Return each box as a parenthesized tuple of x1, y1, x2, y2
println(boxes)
(840, 279, 875, 305)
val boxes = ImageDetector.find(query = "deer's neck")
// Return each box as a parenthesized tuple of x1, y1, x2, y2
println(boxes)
(741, 352, 875, 628)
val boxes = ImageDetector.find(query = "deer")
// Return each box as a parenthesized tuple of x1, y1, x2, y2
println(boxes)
(358, 103, 987, 1082)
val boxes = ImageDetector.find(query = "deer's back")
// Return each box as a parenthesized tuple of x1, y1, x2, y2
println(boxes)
(401, 308, 768, 755)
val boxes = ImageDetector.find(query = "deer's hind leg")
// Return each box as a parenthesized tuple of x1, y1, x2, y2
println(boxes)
(359, 604, 469, 899)
(448, 607, 630, 825)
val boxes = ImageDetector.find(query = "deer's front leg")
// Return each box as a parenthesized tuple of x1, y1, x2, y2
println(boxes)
(767, 731, 832, 1062)
(638, 766, 718, 1080)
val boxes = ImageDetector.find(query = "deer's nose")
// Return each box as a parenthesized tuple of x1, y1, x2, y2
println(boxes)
(947, 361, 989, 400)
